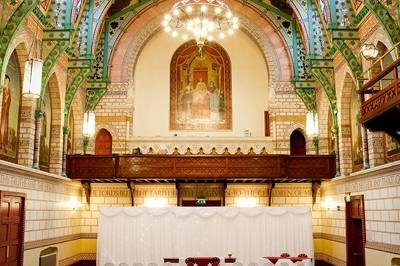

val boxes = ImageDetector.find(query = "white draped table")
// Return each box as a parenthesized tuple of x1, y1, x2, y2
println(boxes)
(97, 207, 314, 266)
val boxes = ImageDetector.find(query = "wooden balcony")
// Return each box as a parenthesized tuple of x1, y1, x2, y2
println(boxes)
(359, 57, 400, 143)
(66, 154, 336, 182)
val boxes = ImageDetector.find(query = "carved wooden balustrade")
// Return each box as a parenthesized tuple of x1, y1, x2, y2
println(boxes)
(359, 57, 400, 143)
(66, 154, 336, 181)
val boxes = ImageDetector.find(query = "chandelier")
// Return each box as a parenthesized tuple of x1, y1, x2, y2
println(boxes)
(162, 0, 239, 50)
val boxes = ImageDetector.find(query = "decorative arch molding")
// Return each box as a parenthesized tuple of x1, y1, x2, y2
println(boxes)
(284, 123, 307, 141)
(92, 0, 114, 54)
(364, 0, 400, 47)
(108, 0, 293, 86)
(2, 25, 40, 85)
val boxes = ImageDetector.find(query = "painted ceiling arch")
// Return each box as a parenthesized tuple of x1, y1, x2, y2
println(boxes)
(107, 0, 293, 86)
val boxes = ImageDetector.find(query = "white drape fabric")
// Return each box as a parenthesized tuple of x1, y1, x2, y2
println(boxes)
(97, 207, 313, 266)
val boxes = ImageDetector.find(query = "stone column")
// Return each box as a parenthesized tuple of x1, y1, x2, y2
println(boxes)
(333, 126, 341, 176)
(32, 110, 43, 169)
(61, 126, 69, 176)
(360, 93, 370, 169)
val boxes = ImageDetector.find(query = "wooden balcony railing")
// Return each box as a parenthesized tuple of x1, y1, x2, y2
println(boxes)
(66, 154, 336, 181)
(359, 56, 400, 142)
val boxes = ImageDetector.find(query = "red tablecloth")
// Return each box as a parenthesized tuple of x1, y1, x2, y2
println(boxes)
(185, 257, 220, 266)
(264, 256, 310, 264)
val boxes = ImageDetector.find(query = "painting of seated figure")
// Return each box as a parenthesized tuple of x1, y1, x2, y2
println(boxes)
(170, 41, 232, 131)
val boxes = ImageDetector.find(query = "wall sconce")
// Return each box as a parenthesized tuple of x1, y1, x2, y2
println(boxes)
(235, 197, 257, 207)
(306, 111, 319, 154)
(144, 197, 168, 207)
(83, 111, 96, 137)
(321, 197, 337, 210)
(67, 197, 81, 210)
(22, 58, 43, 98)
(82, 111, 95, 154)
(344, 192, 351, 203)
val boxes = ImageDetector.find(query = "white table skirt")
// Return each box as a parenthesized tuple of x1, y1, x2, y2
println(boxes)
(97, 207, 314, 266)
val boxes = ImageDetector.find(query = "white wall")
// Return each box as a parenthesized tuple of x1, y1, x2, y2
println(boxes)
(133, 30, 269, 137)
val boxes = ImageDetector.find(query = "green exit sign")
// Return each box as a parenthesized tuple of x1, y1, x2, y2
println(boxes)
(196, 198, 206, 205)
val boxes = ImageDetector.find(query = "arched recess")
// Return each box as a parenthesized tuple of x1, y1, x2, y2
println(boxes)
(338, 72, 364, 173)
(95, 128, 112, 155)
(0, 46, 24, 163)
(290, 129, 306, 155)
(40, 73, 63, 174)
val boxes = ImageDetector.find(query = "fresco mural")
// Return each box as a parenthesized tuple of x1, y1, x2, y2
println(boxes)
(319, 0, 331, 24)
(170, 41, 232, 130)
(351, 86, 363, 170)
(0, 51, 21, 161)
(39, 90, 52, 171)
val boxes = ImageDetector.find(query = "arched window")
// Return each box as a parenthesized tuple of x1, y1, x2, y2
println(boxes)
(95, 129, 112, 155)
(0, 50, 22, 162)
(290, 129, 306, 155)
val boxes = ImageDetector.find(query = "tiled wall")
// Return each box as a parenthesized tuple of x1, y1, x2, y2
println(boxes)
(319, 161, 400, 263)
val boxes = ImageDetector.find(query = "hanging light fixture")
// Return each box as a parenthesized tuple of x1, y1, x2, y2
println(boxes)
(82, 111, 96, 137)
(22, 24, 43, 98)
(360, 43, 379, 60)
(22, 58, 43, 98)
(162, 0, 239, 51)
(82, 111, 95, 155)
(306, 112, 319, 136)
(306, 111, 319, 154)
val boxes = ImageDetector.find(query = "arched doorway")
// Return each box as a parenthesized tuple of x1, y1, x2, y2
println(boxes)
(95, 129, 112, 155)
(290, 129, 306, 155)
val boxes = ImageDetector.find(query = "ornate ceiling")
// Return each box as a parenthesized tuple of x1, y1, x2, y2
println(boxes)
(0, 0, 399, 134)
